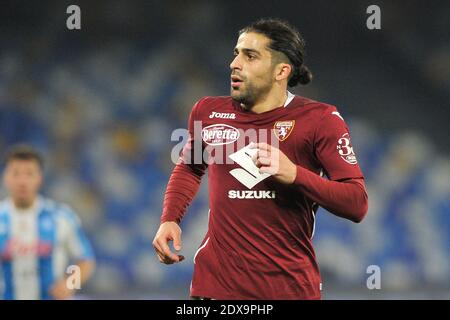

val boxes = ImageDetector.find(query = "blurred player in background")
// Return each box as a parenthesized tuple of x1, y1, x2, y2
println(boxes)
(0, 145, 95, 300)
(153, 18, 368, 299)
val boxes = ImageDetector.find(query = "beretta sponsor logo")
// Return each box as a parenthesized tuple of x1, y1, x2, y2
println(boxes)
(202, 124, 240, 146)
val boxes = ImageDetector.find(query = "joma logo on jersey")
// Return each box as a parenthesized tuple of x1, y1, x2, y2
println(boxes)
(209, 111, 236, 119)
(202, 124, 240, 146)
(228, 190, 276, 199)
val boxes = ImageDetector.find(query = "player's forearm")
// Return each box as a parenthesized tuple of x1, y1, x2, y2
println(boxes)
(50, 260, 95, 300)
(76, 260, 95, 285)
(294, 166, 368, 223)
(161, 162, 206, 224)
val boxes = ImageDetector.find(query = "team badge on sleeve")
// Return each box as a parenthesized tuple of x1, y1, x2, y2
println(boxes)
(274, 120, 295, 141)
(337, 133, 358, 164)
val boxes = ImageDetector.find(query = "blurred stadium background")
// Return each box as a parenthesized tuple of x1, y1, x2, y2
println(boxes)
(0, 0, 448, 299)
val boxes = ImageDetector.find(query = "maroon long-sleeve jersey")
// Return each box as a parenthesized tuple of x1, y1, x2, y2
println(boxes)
(162, 94, 367, 299)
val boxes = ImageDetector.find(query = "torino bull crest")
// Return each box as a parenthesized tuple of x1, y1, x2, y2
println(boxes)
(274, 120, 295, 141)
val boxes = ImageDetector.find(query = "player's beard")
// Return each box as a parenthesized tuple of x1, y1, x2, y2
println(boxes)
(13, 196, 35, 209)
(12, 189, 37, 209)
(231, 78, 272, 109)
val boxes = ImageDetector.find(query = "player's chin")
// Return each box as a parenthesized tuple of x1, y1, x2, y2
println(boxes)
(15, 195, 33, 206)
(230, 87, 243, 100)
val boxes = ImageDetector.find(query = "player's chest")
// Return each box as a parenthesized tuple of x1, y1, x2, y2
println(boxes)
(0, 215, 58, 260)
(197, 113, 314, 162)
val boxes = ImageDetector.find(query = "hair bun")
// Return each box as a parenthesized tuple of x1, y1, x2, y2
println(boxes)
(288, 65, 312, 87)
(298, 65, 312, 85)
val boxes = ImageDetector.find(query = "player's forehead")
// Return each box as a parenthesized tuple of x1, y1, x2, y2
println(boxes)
(234, 32, 272, 56)
(5, 159, 41, 171)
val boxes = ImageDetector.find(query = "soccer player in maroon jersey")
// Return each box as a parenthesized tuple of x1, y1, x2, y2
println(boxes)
(153, 18, 368, 299)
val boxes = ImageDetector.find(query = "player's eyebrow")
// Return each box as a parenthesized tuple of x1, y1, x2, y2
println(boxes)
(234, 47, 262, 57)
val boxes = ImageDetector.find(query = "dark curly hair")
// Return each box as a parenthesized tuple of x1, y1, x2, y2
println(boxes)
(239, 18, 312, 87)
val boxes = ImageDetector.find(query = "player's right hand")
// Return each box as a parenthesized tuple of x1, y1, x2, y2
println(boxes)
(153, 221, 185, 264)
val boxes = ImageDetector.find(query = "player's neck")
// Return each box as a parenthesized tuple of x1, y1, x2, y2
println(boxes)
(11, 197, 38, 211)
(244, 87, 288, 114)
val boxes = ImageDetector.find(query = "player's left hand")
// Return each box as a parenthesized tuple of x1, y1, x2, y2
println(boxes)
(249, 142, 297, 185)
(49, 279, 75, 300)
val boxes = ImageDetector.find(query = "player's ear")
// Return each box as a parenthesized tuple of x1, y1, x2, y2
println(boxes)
(37, 169, 44, 188)
(2, 165, 10, 187)
(275, 63, 292, 82)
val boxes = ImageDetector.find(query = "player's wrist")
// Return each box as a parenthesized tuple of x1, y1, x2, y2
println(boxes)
(292, 165, 304, 185)
(160, 218, 180, 225)
(287, 163, 298, 184)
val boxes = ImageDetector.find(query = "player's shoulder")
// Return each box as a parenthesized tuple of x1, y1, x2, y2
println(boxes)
(0, 200, 8, 236)
(192, 96, 234, 115)
(290, 95, 348, 127)
(290, 95, 339, 117)
(196, 95, 232, 106)
(0, 199, 9, 217)
(41, 197, 81, 224)
(0, 199, 8, 211)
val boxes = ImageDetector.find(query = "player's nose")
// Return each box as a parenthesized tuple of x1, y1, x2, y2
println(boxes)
(230, 55, 242, 70)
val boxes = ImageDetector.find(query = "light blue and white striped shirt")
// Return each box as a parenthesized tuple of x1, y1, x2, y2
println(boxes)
(0, 196, 94, 300)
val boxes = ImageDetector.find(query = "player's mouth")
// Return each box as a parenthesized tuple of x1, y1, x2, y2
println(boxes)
(231, 75, 243, 88)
